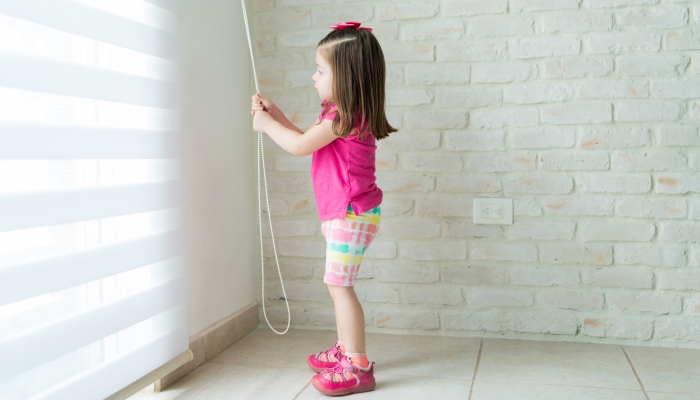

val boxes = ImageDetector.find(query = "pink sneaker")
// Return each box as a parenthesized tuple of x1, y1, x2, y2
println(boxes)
(308, 342, 344, 373)
(311, 356, 376, 396)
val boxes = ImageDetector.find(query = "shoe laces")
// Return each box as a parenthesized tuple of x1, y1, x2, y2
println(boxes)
(322, 362, 357, 383)
(315, 344, 341, 363)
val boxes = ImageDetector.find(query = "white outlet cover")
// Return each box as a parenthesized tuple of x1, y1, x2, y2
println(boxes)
(473, 198, 513, 225)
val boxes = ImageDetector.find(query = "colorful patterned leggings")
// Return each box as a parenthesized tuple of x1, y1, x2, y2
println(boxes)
(321, 205, 381, 287)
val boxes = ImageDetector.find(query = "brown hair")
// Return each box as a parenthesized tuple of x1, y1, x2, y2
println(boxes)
(316, 27, 397, 141)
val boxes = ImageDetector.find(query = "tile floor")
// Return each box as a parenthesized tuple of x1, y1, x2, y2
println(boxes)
(130, 328, 700, 400)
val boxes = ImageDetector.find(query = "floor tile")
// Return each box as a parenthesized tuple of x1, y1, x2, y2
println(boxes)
(477, 339, 640, 390)
(624, 345, 700, 394)
(649, 393, 700, 400)
(471, 380, 647, 400)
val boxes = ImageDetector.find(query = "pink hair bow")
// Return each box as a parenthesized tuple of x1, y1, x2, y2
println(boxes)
(330, 20, 372, 32)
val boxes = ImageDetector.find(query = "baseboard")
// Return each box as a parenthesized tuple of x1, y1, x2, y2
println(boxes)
(154, 303, 260, 392)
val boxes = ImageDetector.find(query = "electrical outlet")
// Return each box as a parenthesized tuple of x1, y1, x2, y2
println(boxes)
(473, 198, 513, 225)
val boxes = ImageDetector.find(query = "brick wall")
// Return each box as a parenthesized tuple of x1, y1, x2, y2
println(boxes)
(249, 0, 700, 347)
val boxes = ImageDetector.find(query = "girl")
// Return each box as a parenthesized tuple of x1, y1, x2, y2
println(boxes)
(251, 21, 396, 396)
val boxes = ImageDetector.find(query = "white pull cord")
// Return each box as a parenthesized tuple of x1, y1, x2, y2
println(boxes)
(240, 0, 291, 334)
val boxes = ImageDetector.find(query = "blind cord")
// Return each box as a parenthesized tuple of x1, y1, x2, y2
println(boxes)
(240, 0, 291, 335)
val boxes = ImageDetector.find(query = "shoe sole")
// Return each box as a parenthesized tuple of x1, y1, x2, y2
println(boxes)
(311, 376, 376, 396)
(308, 357, 337, 373)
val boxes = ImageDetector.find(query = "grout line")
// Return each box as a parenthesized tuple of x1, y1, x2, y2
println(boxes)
(292, 380, 313, 400)
(468, 338, 484, 400)
(621, 345, 651, 400)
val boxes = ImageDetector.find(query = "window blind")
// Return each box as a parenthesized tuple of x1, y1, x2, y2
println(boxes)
(0, 1, 189, 399)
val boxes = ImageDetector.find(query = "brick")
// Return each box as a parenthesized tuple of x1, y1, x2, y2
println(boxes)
(470, 243, 537, 262)
(582, 267, 654, 289)
(268, 175, 309, 192)
(658, 269, 700, 291)
(377, 152, 397, 171)
(584, 0, 658, 7)
(508, 315, 578, 335)
(582, 221, 656, 241)
(465, 152, 536, 172)
(275, 154, 311, 171)
(281, 282, 331, 302)
(265, 257, 315, 279)
(608, 293, 681, 315)
(616, 54, 690, 76)
(513, 37, 581, 59)
(468, 288, 534, 307)
(618, 7, 688, 29)
(380, 218, 441, 238)
(616, 199, 688, 219)
(511, 0, 580, 12)
(437, 41, 508, 62)
(416, 196, 475, 217)
(263, 199, 288, 216)
(658, 126, 700, 146)
(504, 173, 574, 194)
(578, 174, 652, 193)
(404, 286, 464, 306)
(379, 198, 414, 217)
(541, 103, 612, 125)
(611, 150, 687, 171)
(376, 173, 435, 193)
(472, 63, 537, 83)
(655, 174, 700, 194)
(578, 80, 649, 99)
(383, 44, 434, 62)
(445, 130, 506, 151)
(508, 221, 576, 240)
(442, 313, 503, 332)
(312, 6, 373, 25)
(437, 174, 502, 193)
(510, 266, 580, 287)
(401, 21, 464, 41)
(278, 30, 327, 47)
(442, 0, 507, 17)
(540, 244, 613, 265)
(377, 131, 440, 151)
(355, 285, 400, 303)
(405, 64, 470, 85)
(538, 290, 604, 312)
(540, 152, 609, 171)
(542, 58, 613, 79)
(376, 311, 439, 330)
(256, 10, 310, 30)
(386, 88, 433, 106)
(468, 16, 534, 37)
(581, 318, 653, 340)
(651, 78, 700, 99)
(375, 262, 439, 283)
(400, 241, 467, 260)
(656, 319, 700, 340)
(541, 196, 614, 216)
(406, 111, 468, 129)
(471, 107, 539, 128)
(289, 197, 317, 215)
(665, 29, 700, 50)
(387, 66, 404, 85)
(403, 153, 462, 172)
(659, 221, 700, 243)
(444, 221, 504, 239)
(438, 87, 502, 108)
(511, 128, 576, 149)
(279, 0, 330, 5)
(616, 244, 686, 267)
(443, 265, 507, 285)
(580, 127, 652, 149)
(377, 2, 438, 21)
(542, 12, 613, 33)
(504, 83, 574, 104)
(616, 102, 683, 122)
(257, 35, 276, 52)
(587, 33, 661, 53)
(277, 239, 325, 258)
(262, 219, 316, 237)
(285, 70, 315, 88)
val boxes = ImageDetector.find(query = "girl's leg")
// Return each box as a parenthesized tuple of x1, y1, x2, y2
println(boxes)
(327, 284, 365, 353)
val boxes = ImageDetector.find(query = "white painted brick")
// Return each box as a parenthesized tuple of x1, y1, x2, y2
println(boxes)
(376, 152, 397, 171)
(513, 37, 581, 59)
(443, 265, 508, 284)
(660, 221, 700, 243)
(472, 63, 537, 83)
(587, 33, 661, 53)
(364, 240, 397, 259)
(504, 173, 574, 194)
(656, 319, 700, 341)
(400, 241, 467, 261)
(285, 70, 315, 88)
(437, 41, 508, 62)
(577, 80, 649, 99)
(464, 152, 536, 172)
(380, 218, 441, 238)
(377, 2, 438, 21)
(657, 269, 700, 290)
(508, 315, 578, 335)
(471, 107, 539, 128)
(405, 64, 470, 85)
(616, 198, 687, 219)
(268, 175, 309, 192)
(406, 111, 468, 129)
(275, 154, 311, 171)
(376, 311, 439, 330)
(468, 288, 534, 307)
(355, 285, 400, 303)
(651, 78, 700, 98)
(262, 219, 316, 237)
(541, 103, 612, 124)
(468, 16, 534, 37)
(263, 199, 288, 216)
(273, 92, 310, 109)
(583, 267, 654, 289)
(386, 88, 433, 106)
(387, 66, 404, 85)
(611, 150, 687, 171)
(256, 10, 310, 30)
(615, 244, 687, 267)
(541, 196, 614, 216)
(686, 296, 700, 315)
(444, 221, 504, 239)
(375, 262, 439, 283)
(280, 282, 330, 302)
(504, 83, 574, 104)
(540, 244, 613, 265)
(312, 6, 373, 25)
(401, 21, 464, 41)
(383, 44, 434, 62)
(512, 0, 580, 12)
(445, 130, 506, 151)
(442, 0, 508, 17)
(376, 173, 435, 192)
(538, 290, 604, 312)
(437, 87, 502, 109)
(470, 243, 538, 262)
(654, 173, 700, 194)
(616, 54, 690, 76)
(542, 12, 614, 33)
(279, 0, 330, 5)
(581, 318, 653, 340)
(442, 313, 503, 332)
(402, 153, 462, 172)
(278, 30, 327, 47)
(609, 293, 682, 315)
(578, 174, 652, 193)
(508, 221, 576, 240)
(582, 221, 656, 242)
(265, 257, 315, 279)
(257, 34, 276, 52)
(403, 286, 464, 306)
(510, 266, 580, 287)
(276, 239, 325, 258)
(584, 0, 658, 7)
(618, 7, 688, 28)
(616, 102, 683, 122)
(288, 197, 316, 215)
(379, 198, 414, 217)
(378, 131, 440, 151)
(540, 150, 610, 171)
(511, 128, 577, 149)
(416, 196, 475, 217)
(580, 127, 652, 149)
(371, 23, 400, 42)
(517, 198, 545, 217)
(258, 72, 283, 91)
(438, 174, 502, 193)
(542, 58, 613, 79)
(665, 29, 700, 50)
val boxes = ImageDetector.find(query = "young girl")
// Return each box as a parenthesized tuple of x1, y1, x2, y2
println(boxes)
(250, 21, 396, 396)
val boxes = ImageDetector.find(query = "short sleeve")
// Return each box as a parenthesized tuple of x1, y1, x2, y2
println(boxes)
(319, 101, 338, 122)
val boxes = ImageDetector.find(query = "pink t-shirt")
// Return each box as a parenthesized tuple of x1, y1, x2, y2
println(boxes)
(311, 101, 383, 221)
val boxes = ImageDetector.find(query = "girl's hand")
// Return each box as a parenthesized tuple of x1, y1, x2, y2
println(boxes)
(251, 93, 278, 119)
(252, 110, 273, 133)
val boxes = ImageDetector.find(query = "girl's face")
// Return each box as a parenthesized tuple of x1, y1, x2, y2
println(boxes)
(313, 49, 333, 102)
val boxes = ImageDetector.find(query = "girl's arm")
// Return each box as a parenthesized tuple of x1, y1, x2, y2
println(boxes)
(253, 111, 337, 156)
(251, 93, 303, 134)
